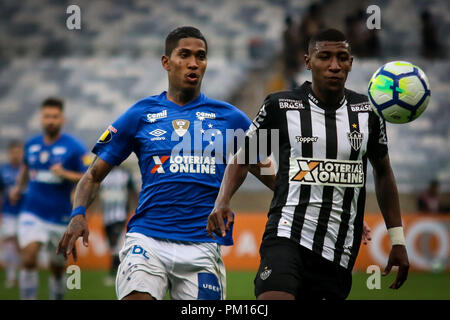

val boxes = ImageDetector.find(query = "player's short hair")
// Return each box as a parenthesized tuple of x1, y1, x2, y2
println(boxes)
(308, 28, 350, 53)
(7, 139, 23, 150)
(41, 97, 64, 111)
(165, 26, 208, 56)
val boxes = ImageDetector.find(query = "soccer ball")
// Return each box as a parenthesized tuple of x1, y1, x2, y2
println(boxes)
(368, 61, 431, 123)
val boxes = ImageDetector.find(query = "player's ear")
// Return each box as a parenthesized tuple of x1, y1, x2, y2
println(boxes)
(304, 54, 311, 70)
(161, 55, 170, 71)
(349, 55, 354, 71)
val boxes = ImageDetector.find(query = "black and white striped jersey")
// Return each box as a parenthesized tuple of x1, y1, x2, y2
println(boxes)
(99, 167, 135, 226)
(248, 81, 388, 270)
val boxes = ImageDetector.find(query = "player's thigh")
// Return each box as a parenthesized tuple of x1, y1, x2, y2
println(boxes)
(17, 213, 48, 267)
(46, 223, 67, 270)
(116, 233, 169, 300)
(105, 221, 125, 249)
(1, 214, 18, 240)
(300, 247, 352, 300)
(169, 242, 226, 300)
(254, 236, 303, 299)
(21, 241, 42, 268)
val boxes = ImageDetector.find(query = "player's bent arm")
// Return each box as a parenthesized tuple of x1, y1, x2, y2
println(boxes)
(72, 156, 113, 209)
(370, 153, 409, 289)
(50, 163, 84, 183)
(9, 164, 29, 205)
(57, 156, 113, 261)
(248, 159, 276, 191)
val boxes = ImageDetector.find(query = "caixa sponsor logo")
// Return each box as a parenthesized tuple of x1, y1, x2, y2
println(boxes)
(130, 245, 150, 260)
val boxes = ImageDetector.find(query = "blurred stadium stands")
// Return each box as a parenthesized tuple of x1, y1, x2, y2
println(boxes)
(0, 0, 449, 196)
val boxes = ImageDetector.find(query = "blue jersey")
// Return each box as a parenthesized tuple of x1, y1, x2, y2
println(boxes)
(92, 92, 251, 245)
(0, 164, 22, 216)
(22, 133, 88, 225)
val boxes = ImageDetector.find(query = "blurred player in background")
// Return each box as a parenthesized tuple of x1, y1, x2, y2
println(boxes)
(0, 140, 24, 288)
(208, 29, 409, 300)
(9, 97, 88, 300)
(99, 166, 137, 286)
(58, 26, 273, 300)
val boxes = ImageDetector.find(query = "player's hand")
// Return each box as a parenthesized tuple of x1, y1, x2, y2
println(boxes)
(9, 185, 21, 205)
(382, 245, 409, 289)
(206, 204, 234, 239)
(57, 215, 89, 262)
(362, 220, 372, 245)
(50, 163, 66, 178)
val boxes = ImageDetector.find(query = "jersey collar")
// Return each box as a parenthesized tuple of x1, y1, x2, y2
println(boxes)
(301, 81, 346, 112)
(160, 91, 205, 109)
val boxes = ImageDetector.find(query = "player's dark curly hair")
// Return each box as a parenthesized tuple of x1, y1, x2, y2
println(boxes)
(41, 97, 64, 111)
(308, 28, 350, 53)
(165, 26, 208, 56)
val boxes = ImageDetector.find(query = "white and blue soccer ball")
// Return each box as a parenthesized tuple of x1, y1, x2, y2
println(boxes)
(368, 61, 431, 124)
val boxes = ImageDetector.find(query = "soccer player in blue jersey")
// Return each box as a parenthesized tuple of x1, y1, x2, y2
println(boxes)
(0, 140, 24, 288)
(57, 26, 273, 300)
(9, 98, 88, 299)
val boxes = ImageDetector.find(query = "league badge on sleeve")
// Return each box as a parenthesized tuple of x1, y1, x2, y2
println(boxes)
(98, 125, 117, 143)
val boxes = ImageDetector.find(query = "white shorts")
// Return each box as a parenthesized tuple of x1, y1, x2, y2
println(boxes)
(17, 212, 66, 250)
(116, 232, 226, 300)
(1, 214, 18, 239)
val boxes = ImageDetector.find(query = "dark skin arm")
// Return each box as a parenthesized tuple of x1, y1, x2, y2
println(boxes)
(57, 156, 113, 261)
(207, 154, 275, 239)
(370, 153, 409, 289)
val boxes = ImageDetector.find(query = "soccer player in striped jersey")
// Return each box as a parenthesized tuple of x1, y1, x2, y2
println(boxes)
(99, 166, 137, 286)
(208, 29, 409, 300)
(57, 26, 273, 300)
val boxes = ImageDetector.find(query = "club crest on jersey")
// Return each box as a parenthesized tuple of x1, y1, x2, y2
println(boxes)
(172, 119, 190, 137)
(347, 130, 363, 151)
(39, 151, 50, 164)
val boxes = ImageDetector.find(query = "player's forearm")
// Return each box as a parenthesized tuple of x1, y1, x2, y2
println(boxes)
(215, 157, 249, 206)
(72, 170, 102, 211)
(15, 165, 29, 191)
(373, 162, 402, 228)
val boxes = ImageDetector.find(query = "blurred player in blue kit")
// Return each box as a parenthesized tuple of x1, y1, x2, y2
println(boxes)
(57, 26, 274, 300)
(0, 140, 24, 288)
(9, 98, 88, 299)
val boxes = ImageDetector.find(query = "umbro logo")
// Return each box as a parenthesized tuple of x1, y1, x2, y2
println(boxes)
(149, 129, 166, 137)
(149, 129, 167, 141)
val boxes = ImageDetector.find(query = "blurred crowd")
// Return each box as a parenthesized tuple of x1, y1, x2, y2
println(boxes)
(281, 3, 445, 88)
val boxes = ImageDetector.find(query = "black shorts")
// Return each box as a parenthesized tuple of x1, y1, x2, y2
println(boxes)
(254, 236, 352, 300)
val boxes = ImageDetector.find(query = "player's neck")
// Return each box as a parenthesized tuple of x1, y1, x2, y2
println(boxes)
(167, 87, 200, 106)
(311, 83, 344, 107)
(43, 132, 62, 144)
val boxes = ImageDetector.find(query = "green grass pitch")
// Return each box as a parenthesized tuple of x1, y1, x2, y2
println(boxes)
(0, 270, 449, 300)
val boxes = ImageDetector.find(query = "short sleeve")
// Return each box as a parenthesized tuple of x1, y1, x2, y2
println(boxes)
(244, 95, 277, 164)
(366, 111, 388, 160)
(92, 106, 140, 166)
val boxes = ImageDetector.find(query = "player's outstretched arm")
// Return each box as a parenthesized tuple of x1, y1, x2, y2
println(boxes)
(57, 156, 113, 261)
(370, 153, 409, 289)
(207, 153, 250, 239)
